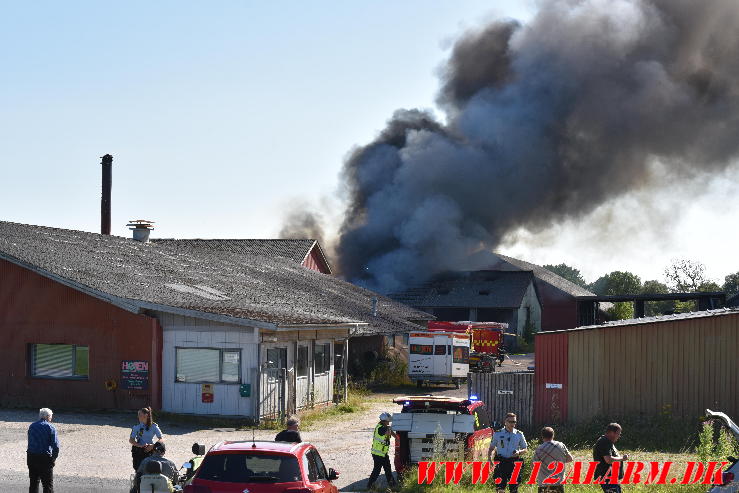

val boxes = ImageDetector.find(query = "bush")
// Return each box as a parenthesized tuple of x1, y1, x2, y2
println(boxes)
(368, 355, 412, 387)
(698, 420, 739, 462)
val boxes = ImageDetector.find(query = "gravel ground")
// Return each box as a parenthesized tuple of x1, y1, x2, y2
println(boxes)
(0, 385, 468, 492)
(0, 357, 533, 493)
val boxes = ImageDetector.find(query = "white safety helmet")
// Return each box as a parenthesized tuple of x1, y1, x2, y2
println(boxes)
(379, 412, 392, 422)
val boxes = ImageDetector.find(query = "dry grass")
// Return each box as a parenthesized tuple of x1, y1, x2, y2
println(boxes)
(297, 388, 371, 430)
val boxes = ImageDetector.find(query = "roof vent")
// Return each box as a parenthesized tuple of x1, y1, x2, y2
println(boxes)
(479, 290, 490, 295)
(127, 219, 155, 243)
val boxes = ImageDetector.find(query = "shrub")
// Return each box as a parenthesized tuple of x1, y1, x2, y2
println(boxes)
(368, 355, 412, 387)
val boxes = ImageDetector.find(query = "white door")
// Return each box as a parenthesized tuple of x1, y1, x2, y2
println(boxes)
(296, 344, 310, 409)
(433, 335, 451, 377)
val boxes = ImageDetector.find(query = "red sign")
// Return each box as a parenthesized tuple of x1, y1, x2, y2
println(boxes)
(201, 384, 214, 403)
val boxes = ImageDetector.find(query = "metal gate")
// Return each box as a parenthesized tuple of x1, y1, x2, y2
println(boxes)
(333, 340, 348, 403)
(469, 371, 534, 431)
(259, 367, 287, 421)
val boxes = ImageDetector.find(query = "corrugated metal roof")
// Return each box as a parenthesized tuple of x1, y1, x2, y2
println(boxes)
(0, 221, 429, 333)
(538, 308, 739, 334)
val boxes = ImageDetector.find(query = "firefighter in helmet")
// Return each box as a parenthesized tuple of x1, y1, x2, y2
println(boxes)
(367, 412, 398, 489)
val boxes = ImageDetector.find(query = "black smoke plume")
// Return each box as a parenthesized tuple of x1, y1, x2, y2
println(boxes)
(300, 0, 739, 292)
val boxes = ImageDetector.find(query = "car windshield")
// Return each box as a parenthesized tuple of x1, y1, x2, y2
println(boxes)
(197, 453, 302, 483)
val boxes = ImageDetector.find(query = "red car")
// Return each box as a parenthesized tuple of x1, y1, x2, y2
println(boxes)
(183, 441, 340, 493)
(392, 395, 495, 474)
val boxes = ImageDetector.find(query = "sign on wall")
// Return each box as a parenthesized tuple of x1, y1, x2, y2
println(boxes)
(202, 384, 214, 403)
(120, 360, 149, 390)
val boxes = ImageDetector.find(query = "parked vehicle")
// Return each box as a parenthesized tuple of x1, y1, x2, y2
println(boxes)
(391, 395, 496, 474)
(706, 409, 739, 493)
(183, 441, 340, 493)
(427, 321, 508, 373)
(408, 331, 469, 388)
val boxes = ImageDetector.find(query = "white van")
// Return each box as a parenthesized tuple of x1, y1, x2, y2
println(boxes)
(408, 331, 469, 388)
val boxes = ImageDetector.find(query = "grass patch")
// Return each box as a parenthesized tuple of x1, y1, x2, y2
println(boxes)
(398, 448, 709, 493)
(298, 388, 371, 429)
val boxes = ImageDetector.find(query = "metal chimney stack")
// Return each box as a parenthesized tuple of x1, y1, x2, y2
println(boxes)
(100, 154, 113, 235)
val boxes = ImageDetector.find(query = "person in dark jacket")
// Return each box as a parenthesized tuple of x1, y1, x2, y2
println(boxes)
(27, 407, 60, 493)
(275, 416, 302, 442)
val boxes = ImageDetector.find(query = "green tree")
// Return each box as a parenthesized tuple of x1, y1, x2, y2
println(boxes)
(591, 271, 642, 321)
(641, 280, 674, 316)
(663, 258, 711, 292)
(607, 302, 634, 320)
(697, 281, 721, 292)
(590, 271, 642, 296)
(543, 263, 588, 288)
(723, 272, 739, 295)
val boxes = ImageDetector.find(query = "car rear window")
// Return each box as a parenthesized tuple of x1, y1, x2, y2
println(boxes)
(197, 453, 302, 483)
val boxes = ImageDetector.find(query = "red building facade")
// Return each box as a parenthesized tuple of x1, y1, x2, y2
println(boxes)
(0, 259, 162, 410)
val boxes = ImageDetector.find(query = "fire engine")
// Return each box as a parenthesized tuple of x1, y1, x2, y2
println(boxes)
(427, 321, 508, 372)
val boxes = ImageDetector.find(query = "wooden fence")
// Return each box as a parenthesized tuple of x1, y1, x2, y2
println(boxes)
(469, 372, 534, 432)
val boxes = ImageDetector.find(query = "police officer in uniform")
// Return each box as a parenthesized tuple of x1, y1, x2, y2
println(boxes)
(367, 412, 398, 490)
(488, 412, 528, 493)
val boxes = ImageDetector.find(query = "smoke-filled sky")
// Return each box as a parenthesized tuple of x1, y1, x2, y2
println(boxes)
(291, 0, 739, 293)
(2, 1, 739, 289)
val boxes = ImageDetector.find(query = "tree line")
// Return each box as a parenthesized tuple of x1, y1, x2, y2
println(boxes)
(543, 260, 739, 319)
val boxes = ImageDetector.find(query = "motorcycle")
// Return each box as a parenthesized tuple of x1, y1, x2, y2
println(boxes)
(130, 442, 206, 493)
(705, 409, 739, 493)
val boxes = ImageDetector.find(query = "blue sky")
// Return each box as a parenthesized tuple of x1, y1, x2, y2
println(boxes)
(2, 1, 738, 283)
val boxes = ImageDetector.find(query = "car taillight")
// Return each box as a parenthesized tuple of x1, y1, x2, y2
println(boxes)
(722, 472, 735, 485)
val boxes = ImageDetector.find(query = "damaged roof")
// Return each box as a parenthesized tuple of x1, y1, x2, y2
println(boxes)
(390, 271, 537, 309)
(489, 253, 595, 297)
(151, 238, 331, 274)
(0, 221, 429, 333)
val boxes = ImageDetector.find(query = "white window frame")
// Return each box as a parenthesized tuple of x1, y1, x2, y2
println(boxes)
(175, 347, 241, 384)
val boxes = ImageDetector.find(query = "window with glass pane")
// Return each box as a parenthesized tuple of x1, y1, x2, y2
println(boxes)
(410, 344, 432, 355)
(297, 346, 308, 377)
(221, 350, 240, 382)
(314, 344, 326, 373)
(323, 343, 331, 373)
(176, 348, 220, 383)
(30, 344, 89, 379)
(266, 348, 287, 369)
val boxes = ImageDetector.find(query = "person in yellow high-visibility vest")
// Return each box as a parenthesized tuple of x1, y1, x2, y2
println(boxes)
(366, 412, 398, 489)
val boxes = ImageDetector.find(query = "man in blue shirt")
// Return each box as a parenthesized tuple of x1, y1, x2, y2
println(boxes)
(27, 407, 59, 493)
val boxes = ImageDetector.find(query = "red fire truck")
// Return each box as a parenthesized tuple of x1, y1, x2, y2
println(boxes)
(427, 321, 508, 372)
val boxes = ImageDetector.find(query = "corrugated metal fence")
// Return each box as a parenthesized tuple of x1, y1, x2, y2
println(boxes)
(535, 310, 739, 424)
(469, 372, 534, 430)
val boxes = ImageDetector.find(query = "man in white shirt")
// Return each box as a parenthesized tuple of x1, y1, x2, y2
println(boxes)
(488, 412, 528, 493)
(533, 426, 573, 493)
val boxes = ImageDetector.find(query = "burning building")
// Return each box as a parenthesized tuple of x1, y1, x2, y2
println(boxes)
(286, 0, 739, 300)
